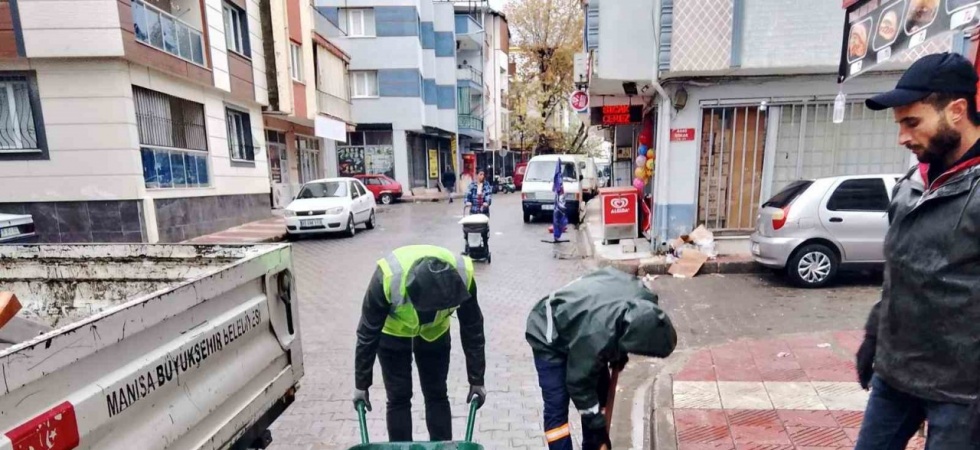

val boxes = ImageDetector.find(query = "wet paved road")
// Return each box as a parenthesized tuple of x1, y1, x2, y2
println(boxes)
(268, 194, 881, 449)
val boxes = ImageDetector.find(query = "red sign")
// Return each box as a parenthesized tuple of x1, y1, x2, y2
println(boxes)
(590, 105, 643, 126)
(569, 91, 590, 112)
(602, 193, 636, 226)
(5, 402, 80, 450)
(670, 128, 695, 142)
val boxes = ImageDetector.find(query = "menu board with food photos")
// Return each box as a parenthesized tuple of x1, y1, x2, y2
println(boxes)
(839, 0, 980, 82)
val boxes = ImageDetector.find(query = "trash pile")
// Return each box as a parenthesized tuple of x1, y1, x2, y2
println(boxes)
(666, 225, 718, 278)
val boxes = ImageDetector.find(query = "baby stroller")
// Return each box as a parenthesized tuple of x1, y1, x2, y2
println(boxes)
(459, 207, 491, 264)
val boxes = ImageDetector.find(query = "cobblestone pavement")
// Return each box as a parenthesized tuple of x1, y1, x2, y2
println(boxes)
(268, 194, 883, 450)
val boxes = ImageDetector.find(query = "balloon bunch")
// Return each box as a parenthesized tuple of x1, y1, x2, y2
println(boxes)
(632, 144, 655, 191)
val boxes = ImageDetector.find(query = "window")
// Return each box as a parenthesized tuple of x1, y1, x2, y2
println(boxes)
(351, 71, 379, 98)
(827, 179, 889, 212)
(290, 43, 303, 82)
(223, 2, 249, 56)
(763, 180, 814, 208)
(0, 74, 45, 155)
(133, 86, 209, 188)
(226, 107, 254, 162)
(297, 181, 347, 199)
(364, 177, 381, 186)
(341, 8, 376, 37)
(297, 135, 322, 183)
(132, 0, 205, 65)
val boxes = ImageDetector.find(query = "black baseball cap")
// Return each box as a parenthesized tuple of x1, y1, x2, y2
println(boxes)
(866, 52, 979, 111)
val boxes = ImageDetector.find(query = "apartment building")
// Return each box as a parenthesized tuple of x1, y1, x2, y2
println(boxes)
(581, 0, 934, 243)
(315, 0, 458, 190)
(455, 3, 510, 181)
(0, 0, 272, 243)
(261, 0, 353, 208)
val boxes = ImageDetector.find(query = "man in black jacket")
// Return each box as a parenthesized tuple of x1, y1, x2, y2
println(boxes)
(855, 53, 980, 449)
(442, 166, 457, 203)
(353, 246, 486, 442)
(526, 267, 677, 450)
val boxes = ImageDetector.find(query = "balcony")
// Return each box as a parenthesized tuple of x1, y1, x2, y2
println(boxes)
(313, 7, 350, 55)
(318, 90, 352, 124)
(458, 114, 484, 140)
(455, 14, 482, 51)
(131, 0, 206, 66)
(456, 66, 483, 91)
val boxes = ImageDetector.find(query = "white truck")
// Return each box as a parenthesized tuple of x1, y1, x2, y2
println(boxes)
(0, 244, 303, 450)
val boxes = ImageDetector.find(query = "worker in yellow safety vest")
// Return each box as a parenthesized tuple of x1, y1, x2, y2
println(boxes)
(353, 245, 487, 442)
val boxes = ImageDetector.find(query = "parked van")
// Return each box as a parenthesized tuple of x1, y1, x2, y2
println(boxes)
(574, 155, 599, 201)
(521, 155, 584, 224)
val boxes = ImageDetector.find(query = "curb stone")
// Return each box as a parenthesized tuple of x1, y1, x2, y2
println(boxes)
(650, 351, 694, 450)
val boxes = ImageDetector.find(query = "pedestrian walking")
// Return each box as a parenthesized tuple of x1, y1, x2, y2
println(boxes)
(855, 52, 980, 449)
(525, 267, 677, 450)
(442, 166, 457, 203)
(353, 245, 487, 442)
(465, 169, 493, 216)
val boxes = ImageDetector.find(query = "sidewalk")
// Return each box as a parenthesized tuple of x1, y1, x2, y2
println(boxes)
(403, 187, 465, 203)
(184, 217, 286, 244)
(580, 199, 758, 276)
(653, 331, 925, 450)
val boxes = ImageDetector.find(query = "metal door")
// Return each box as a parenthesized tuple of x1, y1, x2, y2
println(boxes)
(818, 177, 891, 262)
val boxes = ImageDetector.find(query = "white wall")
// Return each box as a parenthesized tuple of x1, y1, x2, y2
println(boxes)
(205, 0, 232, 92)
(0, 59, 143, 202)
(354, 98, 425, 130)
(246, 0, 270, 105)
(741, 0, 843, 70)
(596, 0, 656, 81)
(17, 0, 125, 58)
(316, 0, 418, 7)
(345, 37, 423, 70)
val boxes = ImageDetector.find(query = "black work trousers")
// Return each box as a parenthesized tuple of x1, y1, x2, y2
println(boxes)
(378, 332, 452, 442)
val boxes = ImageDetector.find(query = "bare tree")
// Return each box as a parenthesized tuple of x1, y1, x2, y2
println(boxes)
(506, 0, 583, 155)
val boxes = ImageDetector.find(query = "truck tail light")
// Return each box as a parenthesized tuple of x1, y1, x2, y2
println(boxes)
(772, 206, 790, 230)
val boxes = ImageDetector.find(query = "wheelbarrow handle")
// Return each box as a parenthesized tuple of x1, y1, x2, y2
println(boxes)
(465, 399, 480, 442)
(355, 401, 369, 445)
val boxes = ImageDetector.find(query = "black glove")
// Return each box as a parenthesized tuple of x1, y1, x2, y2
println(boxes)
(581, 412, 611, 450)
(611, 354, 629, 372)
(467, 385, 487, 409)
(856, 335, 876, 390)
(353, 389, 372, 411)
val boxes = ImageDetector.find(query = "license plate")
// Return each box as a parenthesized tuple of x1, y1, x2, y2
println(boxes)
(300, 219, 320, 228)
(542, 204, 555, 211)
(0, 227, 18, 239)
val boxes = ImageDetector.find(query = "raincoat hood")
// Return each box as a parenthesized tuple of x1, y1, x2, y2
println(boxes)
(405, 256, 471, 312)
(619, 301, 676, 357)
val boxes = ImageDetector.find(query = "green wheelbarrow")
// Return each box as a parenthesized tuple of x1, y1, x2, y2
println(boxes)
(348, 401, 483, 450)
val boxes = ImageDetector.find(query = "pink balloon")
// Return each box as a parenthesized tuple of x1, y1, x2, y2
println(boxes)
(633, 178, 645, 191)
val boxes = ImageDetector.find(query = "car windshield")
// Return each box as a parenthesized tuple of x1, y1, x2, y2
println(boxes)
(297, 181, 348, 199)
(763, 180, 813, 208)
(524, 161, 577, 183)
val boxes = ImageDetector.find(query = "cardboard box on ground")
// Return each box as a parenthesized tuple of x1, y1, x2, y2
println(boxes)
(667, 225, 718, 278)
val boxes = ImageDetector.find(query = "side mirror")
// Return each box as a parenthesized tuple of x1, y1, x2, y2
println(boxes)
(579, 175, 584, 182)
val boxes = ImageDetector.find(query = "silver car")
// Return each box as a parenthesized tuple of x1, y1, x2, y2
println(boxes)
(750, 174, 902, 288)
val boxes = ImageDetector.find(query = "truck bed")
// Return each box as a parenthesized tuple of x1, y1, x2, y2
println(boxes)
(0, 244, 303, 450)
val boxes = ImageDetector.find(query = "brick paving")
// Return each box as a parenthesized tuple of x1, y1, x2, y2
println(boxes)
(663, 331, 925, 450)
(264, 194, 885, 450)
(185, 217, 286, 243)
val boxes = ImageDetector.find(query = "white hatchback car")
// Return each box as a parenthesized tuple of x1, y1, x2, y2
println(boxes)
(284, 178, 377, 238)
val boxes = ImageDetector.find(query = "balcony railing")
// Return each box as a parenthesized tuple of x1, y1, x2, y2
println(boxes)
(456, 66, 483, 86)
(458, 114, 484, 131)
(318, 90, 352, 124)
(131, 0, 206, 66)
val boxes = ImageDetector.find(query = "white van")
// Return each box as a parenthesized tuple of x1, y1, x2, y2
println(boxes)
(521, 154, 584, 224)
(574, 155, 599, 202)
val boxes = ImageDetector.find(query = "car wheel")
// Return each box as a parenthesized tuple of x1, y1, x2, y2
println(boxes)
(787, 244, 838, 288)
(285, 233, 298, 242)
(366, 209, 376, 230)
(523, 210, 532, 223)
(380, 193, 393, 205)
(345, 214, 356, 238)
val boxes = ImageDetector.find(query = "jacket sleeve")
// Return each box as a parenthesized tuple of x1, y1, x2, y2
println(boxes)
(864, 301, 881, 339)
(484, 183, 493, 206)
(465, 183, 475, 204)
(354, 267, 390, 391)
(457, 280, 486, 386)
(565, 329, 616, 412)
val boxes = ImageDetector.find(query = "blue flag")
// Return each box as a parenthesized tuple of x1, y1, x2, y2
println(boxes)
(552, 159, 568, 240)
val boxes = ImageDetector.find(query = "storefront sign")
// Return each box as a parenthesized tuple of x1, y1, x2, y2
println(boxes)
(590, 105, 643, 126)
(428, 149, 439, 179)
(602, 193, 636, 226)
(839, 0, 980, 82)
(670, 128, 696, 141)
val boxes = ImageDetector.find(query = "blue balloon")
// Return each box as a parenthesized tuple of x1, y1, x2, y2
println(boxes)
(638, 144, 649, 154)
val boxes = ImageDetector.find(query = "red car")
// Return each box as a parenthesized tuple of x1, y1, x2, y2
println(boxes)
(354, 174, 403, 205)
